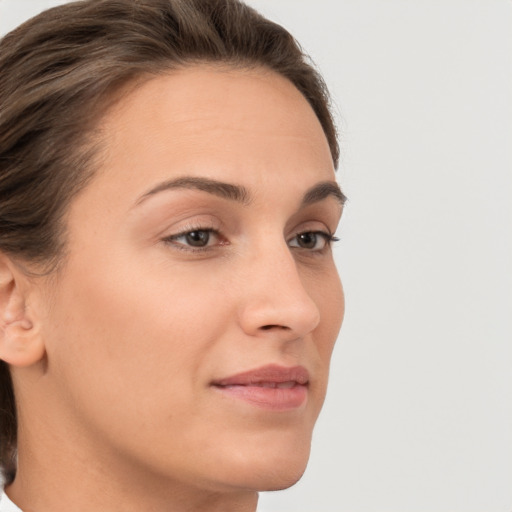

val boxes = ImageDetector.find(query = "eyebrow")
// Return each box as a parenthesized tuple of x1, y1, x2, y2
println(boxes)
(136, 176, 250, 206)
(301, 181, 347, 207)
(136, 176, 346, 207)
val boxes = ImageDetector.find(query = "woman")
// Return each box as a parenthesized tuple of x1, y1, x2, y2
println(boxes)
(0, 1, 345, 510)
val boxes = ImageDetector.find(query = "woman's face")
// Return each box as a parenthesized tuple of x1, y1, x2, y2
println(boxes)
(35, 66, 344, 493)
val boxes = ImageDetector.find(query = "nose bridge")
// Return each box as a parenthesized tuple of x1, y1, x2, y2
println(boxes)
(238, 238, 321, 339)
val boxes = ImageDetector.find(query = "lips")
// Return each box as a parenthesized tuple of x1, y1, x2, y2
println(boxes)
(211, 364, 309, 411)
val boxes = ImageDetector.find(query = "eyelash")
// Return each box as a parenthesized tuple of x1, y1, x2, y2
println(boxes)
(162, 225, 339, 254)
(163, 226, 224, 253)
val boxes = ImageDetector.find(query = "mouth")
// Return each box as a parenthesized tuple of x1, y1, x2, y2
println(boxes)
(211, 364, 309, 411)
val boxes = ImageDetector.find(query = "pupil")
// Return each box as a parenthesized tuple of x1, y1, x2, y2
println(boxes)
(298, 232, 316, 249)
(186, 231, 209, 247)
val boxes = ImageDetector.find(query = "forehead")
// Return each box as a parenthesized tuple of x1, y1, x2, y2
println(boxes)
(85, 65, 335, 209)
(104, 65, 327, 138)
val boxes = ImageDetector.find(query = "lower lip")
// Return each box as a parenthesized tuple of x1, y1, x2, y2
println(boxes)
(213, 384, 308, 411)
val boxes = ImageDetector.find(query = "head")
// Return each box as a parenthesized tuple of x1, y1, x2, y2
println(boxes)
(0, 0, 344, 502)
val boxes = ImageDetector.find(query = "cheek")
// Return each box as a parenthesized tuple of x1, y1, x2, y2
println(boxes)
(310, 265, 344, 359)
(302, 265, 344, 411)
(43, 253, 231, 420)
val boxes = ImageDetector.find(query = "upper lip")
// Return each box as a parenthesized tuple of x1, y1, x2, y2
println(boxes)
(212, 364, 310, 387)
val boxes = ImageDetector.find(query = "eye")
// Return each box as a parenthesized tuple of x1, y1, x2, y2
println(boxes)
(288, 231, 338, 251)
(163, 228, 224, 251)
(177, 230, 212, 247)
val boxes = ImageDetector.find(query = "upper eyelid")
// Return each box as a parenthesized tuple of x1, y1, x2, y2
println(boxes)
(166, 225, 333, 239)
(164, 214, 336, 235)
(288, 221, 336, 239)
(287, 229, 333, 241)
(164, 227, 221, 243)
(163, 218, 220, 236)
(170, 225, 219, 237)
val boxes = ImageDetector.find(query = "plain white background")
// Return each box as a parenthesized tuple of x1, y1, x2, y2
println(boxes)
(1, 1, 511, 511)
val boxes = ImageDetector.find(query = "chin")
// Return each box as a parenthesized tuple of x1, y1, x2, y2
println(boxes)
(255, 466, 308, 492)
(221, 438, 312, 493)
(224, 465, 309, 494)
(249, 460, 309, 492)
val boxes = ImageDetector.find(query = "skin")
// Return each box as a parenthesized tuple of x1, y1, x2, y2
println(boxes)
(0, 66, 344, 512)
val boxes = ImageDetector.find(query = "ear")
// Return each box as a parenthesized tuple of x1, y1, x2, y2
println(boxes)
(0, 254, 45, 367)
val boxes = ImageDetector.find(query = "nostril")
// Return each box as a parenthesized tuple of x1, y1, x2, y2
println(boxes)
(260, 325, 289, 331)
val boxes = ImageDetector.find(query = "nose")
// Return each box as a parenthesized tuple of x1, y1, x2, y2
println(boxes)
(237, 244, 321, 341)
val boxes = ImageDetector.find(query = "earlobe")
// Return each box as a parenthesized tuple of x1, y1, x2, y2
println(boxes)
(0, 255, 46, 367)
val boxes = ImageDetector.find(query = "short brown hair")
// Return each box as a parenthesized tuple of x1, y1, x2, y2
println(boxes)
(0, 0, 339, 484)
